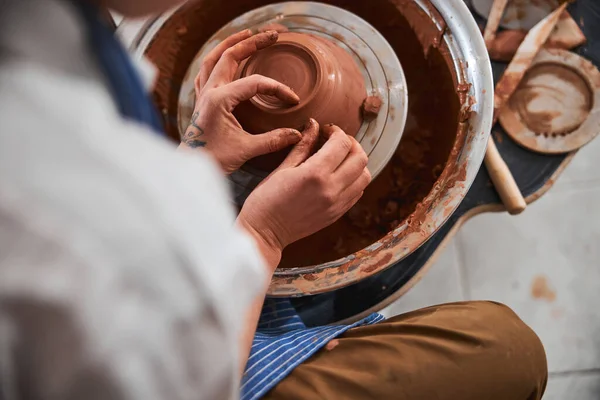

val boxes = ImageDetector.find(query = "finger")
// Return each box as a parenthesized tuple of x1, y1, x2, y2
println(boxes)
(220, 74, 299, 110)
(246, 128, 302, 159)
(321, 123, 337, 139)
(305, 125, 353, 172)
(276, 119, 320, 170)
(205, 31, 279, 88)
(335, 137, 369, 188)
(343, 168, 371, 200)
(341, 191, 365, 215)
(196, 29, 253, 92)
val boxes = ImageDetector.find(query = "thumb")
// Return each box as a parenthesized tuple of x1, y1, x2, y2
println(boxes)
(246, 128, 302, 159)
(276, 118, 320, 170)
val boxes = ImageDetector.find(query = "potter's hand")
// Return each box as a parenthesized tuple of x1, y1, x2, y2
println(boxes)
(238, 121, 371, 266)
(179, 30, 302, 174)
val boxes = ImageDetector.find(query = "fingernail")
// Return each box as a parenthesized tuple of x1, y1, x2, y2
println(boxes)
(290, 129, 302, 140)
(303, 118, 317, 131)
(266, 30, 279, 40)
(281, 85, 299, 105)
(256, 30, 279, 49)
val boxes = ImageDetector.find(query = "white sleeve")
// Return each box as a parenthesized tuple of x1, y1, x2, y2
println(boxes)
(0, 140, 266, 400)
(0, 192, 256, 400)
(0, 63, 267, 400)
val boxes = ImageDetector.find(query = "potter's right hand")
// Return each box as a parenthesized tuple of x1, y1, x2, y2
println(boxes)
(238, 121, 371, 264)
(179, 30, 302, 174)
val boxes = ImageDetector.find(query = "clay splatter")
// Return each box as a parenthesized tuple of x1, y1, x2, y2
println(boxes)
(531, 275, 557, 302)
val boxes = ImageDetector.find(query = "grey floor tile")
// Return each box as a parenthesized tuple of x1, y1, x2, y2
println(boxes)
(456, 188, 600, 373)
(381, 239, 465, 318)
(544, 372, 600, 400)
(554, 135, 600, 191)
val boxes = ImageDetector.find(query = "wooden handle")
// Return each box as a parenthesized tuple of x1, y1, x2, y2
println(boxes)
(484, 137, 527, 215)
(483, 0, 509, 49)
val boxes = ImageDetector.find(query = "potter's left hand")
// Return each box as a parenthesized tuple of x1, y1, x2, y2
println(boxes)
(179, 30, 302, 174)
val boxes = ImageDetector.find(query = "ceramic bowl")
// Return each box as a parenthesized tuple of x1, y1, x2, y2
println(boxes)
(234, 32, 366, 139)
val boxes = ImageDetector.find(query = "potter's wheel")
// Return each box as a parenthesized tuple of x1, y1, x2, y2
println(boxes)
(177, 2, 408, 204)
(117, 0, 493, 297)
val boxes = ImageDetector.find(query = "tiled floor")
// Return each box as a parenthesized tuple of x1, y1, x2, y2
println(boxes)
(382, 135, 600, 399)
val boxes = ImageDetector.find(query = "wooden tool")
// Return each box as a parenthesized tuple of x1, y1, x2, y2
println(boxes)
(548, 11, 587, 50)
(483, 0, 510, 50)
(474, 0, 562, 31)
(484, 3, 568, 215)
(487, 11, 587, 62)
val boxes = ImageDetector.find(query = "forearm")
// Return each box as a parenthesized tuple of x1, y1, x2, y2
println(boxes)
(236, 218, 283, 376)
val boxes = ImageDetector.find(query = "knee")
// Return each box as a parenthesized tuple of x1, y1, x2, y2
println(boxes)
(472, 301, 548, 391)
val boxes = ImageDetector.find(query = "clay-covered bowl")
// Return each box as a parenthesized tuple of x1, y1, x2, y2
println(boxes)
(233, 32, 366, 141)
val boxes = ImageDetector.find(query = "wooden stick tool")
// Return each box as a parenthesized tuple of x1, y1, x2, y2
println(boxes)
(484, 2, 568, 215)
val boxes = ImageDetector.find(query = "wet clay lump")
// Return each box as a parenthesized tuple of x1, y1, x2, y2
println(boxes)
(362, 95, 383, 121)
(145, 0, 462, 268)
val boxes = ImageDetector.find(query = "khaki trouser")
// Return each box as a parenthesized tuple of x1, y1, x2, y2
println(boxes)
(265, 302, 547, 400)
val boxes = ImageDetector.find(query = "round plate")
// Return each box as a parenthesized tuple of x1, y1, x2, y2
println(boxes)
(177, 2, 407, 204)
(499, 49, 600, 154)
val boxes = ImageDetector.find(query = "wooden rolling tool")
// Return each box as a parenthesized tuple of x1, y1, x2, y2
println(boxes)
(484, 3, 568, 215)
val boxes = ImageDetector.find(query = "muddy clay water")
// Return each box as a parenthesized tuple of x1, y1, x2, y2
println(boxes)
(145, 0, 461, 268)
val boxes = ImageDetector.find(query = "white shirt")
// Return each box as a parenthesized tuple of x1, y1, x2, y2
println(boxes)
(0, 1, 266, 399)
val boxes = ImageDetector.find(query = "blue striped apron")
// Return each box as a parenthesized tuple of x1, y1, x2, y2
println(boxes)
(243, 299, 384, 400)
(74, 4, 384, 399)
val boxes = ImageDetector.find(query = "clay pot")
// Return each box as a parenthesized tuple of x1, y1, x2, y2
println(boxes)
(233, 32, 366, 170)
